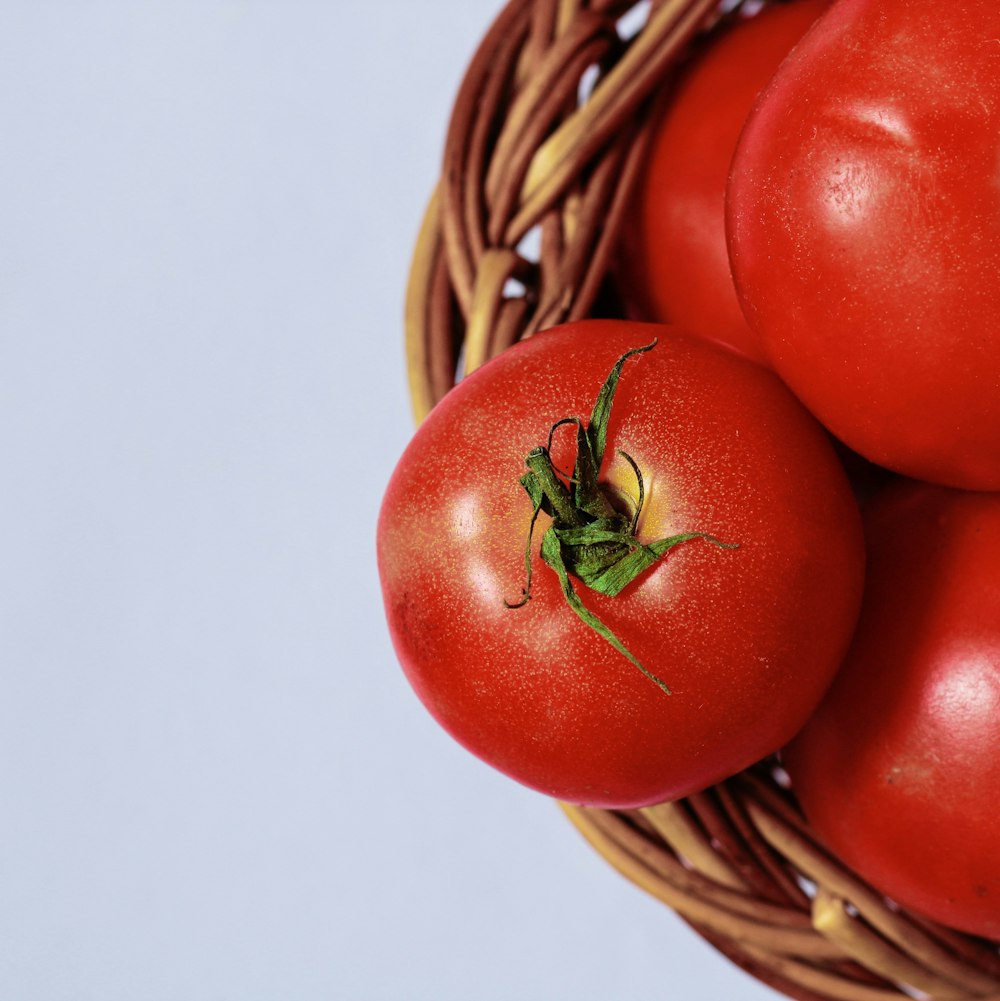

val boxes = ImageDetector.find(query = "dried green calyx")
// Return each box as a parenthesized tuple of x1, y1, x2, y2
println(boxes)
(506, 341, 735, 695)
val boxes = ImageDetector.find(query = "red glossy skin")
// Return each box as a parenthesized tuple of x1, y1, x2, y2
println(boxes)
(785, 482, 1000, 938)
(378, 320, 864, 809)
(727, 0, 1000, 490)
(617, 0, 829, 364)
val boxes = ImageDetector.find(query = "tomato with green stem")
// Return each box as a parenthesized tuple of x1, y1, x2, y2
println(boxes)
(377, 320, 864, 809)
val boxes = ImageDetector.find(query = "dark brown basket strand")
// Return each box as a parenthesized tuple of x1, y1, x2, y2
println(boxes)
(401, 1, 1000, 997)
(405, 0, 723, 421)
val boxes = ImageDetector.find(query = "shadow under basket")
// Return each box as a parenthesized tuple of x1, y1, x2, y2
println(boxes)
(402, 1, 1000, 997)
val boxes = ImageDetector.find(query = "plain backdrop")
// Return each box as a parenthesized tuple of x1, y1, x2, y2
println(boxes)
(0, 2, 781, 999)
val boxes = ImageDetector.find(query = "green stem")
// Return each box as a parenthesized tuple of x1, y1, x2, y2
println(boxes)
(507, 342, 738, 694)
(523, 447, 583, 526)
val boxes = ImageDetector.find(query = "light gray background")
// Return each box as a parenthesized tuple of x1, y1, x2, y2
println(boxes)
(1, 2, 780, 998)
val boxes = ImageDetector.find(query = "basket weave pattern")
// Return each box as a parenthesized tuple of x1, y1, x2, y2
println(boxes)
(403, 2, 1000, 997)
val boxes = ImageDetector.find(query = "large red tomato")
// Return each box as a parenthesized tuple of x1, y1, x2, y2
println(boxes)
(616, 0, 829, 363)
(727, 0, 1000, 490)
(378, 320, 864, 809)
(785, 481, 1000, 938)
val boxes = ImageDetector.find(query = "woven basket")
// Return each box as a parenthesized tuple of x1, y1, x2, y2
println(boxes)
(402, 1, 1000, 998)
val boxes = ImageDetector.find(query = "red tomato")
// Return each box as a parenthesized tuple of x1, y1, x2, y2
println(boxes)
(727, 0, 1000, 490)
(784, 481, 1000, 938)
(616, 0, 829, 364)
(378, 320, 864, 809)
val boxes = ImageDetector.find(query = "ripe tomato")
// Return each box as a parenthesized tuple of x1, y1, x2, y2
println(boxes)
(727, 0, 1000, 490)
(616, 0, 829, 364)
(378, 320, 864, 809)
(784, 481, 1000, 938)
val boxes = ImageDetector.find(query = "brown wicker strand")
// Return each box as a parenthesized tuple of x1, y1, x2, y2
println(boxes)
(713, 777, 818, 911)
(561, 803, 846, 956)
(691, 784, 813, 910)
(698, 917, 910, 1001)
(641, 800, 750, 891)
(907, 919, 1000, 984)
(527, 135, 631, 333)
(440, 0, 532, 314)
(517, 0, 560, 87)
(404, 186, 458, 423)
(810, 889, 975, 1000)
(563, 114, 642, 321)
(484, 10, 613, 235)
(732, 945, 926, 1001)
(464, 248, 529, 374)
(511, 0, 717, 240)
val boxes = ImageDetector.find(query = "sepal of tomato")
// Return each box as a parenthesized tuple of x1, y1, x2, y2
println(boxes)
(784, 481, 1000, 939)
(377, 320, 864, 809)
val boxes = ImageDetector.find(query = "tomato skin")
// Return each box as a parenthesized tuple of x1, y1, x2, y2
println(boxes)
(378, 320, 864, 809)
(727, 0, 1000, 490)
(784, 481, 1000, 938)
(616, 0, 829, 364)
